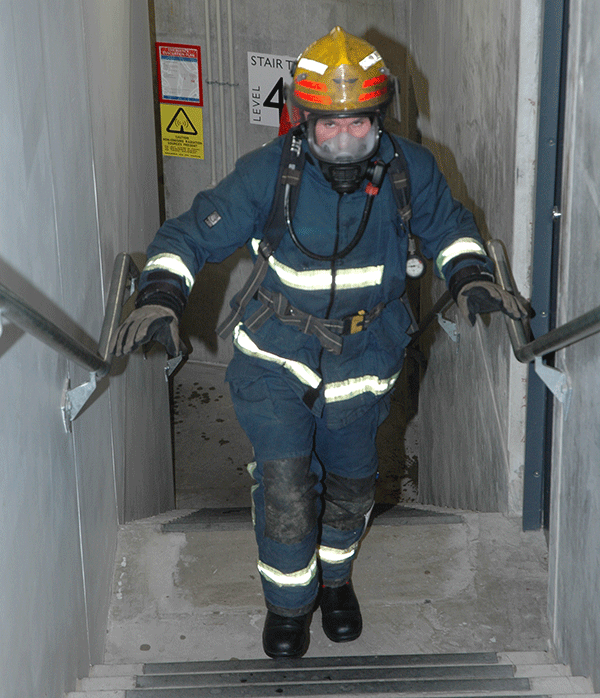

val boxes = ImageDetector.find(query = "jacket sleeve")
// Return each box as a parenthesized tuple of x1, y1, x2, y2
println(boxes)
(399, 138, 495, 297)
(135, 140, 282, 315)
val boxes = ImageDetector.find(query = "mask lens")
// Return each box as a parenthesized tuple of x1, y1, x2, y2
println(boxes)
(307, 116, 379, 165)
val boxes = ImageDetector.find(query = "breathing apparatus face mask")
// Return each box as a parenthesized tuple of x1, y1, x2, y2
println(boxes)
(305, 114, 382, 194)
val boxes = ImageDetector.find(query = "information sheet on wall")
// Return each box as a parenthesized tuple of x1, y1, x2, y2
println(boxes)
(247, 52, 296, 128)
(156, 42, 204, 159)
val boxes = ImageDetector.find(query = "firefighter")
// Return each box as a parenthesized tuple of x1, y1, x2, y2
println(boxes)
(111, 27, 527, 658)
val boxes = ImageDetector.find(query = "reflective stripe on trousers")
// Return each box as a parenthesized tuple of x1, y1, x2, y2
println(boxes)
(257, 554, 318, 587)
(229, 371, 388, 616)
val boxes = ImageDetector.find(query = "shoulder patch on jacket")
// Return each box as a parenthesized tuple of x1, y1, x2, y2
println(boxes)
(204, 210, 222, 228)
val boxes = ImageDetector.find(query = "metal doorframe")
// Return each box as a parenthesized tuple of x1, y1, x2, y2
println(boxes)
(522, 0, 569, 531)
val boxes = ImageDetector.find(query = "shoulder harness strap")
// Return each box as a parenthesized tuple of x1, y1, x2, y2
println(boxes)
(386, 139, 412, 225)
(387, 138, 421, 334)
(216, 129, 306, 339)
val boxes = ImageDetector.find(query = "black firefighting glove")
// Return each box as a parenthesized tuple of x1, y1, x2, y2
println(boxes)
(456, 280, 529, 327)
(110, 304, 180, 357)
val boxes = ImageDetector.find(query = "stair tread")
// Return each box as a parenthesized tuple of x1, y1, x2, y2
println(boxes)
(142, 651, 499, 674)
(136, 665, 520, 687)
(74, 652, 595, 697)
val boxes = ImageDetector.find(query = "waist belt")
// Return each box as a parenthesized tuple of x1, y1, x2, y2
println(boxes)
(244, 287, 385, 355)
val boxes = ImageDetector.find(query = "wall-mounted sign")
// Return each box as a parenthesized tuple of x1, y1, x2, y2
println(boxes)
(156, 42, 203, 106)
(160, 104, 204, 159)
(247, 52, 296, 127)
(156, 43, 204, 158)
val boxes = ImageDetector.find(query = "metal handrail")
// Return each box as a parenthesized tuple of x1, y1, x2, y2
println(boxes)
(412, 239, 600, 405)
(0, 282, 111, 376)
(515, 305, 600, 364)
(0, 253, 139, 428)
(407, 289, 453, 345)
(411, 239, 600, 366)
(98, 253, 140, 363)
(488, 239, 600, 364)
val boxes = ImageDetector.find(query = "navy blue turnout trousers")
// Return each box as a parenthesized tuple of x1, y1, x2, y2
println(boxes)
(229, 370, 389, 617)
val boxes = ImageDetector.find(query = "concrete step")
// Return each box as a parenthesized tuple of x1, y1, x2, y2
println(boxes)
(65, 651, 597, 697)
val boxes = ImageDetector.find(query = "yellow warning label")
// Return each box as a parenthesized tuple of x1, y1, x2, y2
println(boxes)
(160, 104, 204, 159)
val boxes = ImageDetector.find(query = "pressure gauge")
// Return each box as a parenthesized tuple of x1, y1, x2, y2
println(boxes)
(406, 233, 426, 279)
(406, 253, 427, 279)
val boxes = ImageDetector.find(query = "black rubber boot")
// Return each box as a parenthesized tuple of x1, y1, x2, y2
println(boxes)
(262, 610, 312, 658)
(320, 581, 362, 642)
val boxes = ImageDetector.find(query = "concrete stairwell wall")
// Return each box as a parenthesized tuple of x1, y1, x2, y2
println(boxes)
(399, 1, 540, 514)
(0, 2, 173, 697)
(548, 1, 600, 686)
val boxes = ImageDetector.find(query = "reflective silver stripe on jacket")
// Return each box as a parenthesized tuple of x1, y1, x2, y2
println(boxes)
(144, 253, 196, 290)
(318, 541, 359, 564)
(251, 239, 384, 290)
(233, 325, 322, 389)
(233, 325, 400, 403)
(257, 553, 318, 587)
(435, 237, 487, 278)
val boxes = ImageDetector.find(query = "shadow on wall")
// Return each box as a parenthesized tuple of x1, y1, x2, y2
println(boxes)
(367, 28, 491, 240)
(364, 30, 498, 504)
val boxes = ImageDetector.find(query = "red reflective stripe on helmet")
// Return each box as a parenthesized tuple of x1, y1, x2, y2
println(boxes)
(294, 90, 333, 105)
(359, 87, 387, 102)
(297, 79, 327, 92)
(362, 75, 386, 88)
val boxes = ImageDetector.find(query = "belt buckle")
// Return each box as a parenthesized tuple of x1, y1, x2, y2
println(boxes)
(349, 309, 366, 334)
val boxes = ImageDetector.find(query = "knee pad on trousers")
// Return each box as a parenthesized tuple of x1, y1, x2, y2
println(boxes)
(262, 456, 319, 545)
(322, 472, 377, 531)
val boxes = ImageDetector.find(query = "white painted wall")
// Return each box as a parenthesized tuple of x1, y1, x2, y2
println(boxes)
(0, 2, 173, 696)
(548, 0, 600, 686)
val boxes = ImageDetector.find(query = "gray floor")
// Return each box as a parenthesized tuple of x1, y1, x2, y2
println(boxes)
(105, 509, 550, 664)
(170, 361, 254, 510)
(104, 360, 552, 665)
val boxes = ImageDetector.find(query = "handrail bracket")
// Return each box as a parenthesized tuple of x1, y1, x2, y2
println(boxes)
(165, 352, 186, 379)
(61, 372, 99, 433)
(534, 357, 572, 414)
(437, 312, 460, 348)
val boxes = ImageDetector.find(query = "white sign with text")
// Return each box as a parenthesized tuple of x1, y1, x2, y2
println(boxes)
(247, 51, 296, 127)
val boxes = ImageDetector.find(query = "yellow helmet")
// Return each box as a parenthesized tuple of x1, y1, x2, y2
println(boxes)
(291, 27, 391, 116)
